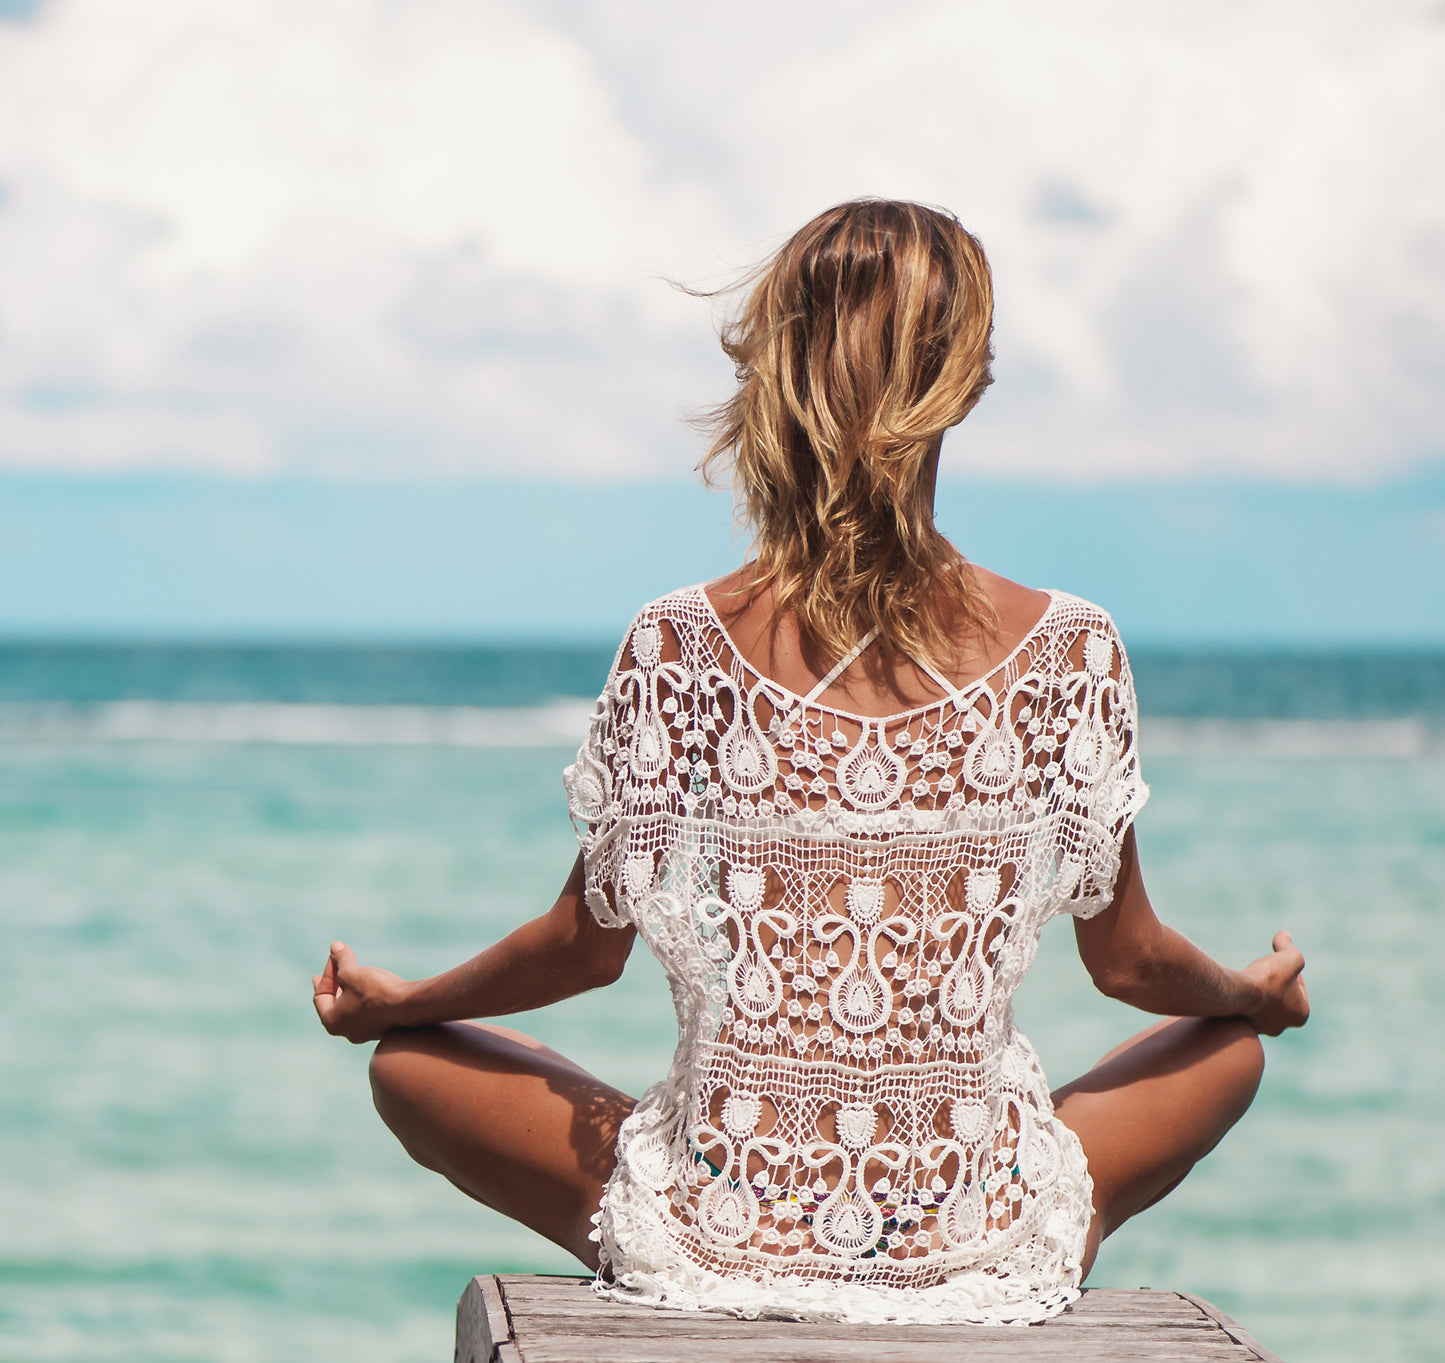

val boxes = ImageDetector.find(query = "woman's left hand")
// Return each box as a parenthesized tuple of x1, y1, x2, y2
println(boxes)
(312, 942, 411, 1044)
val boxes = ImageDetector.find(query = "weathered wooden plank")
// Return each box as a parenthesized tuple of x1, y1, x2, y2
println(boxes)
(455, 1275, 510, 1363)
(496, 1279, 1215, 1334)
(501, 1317, 1225, 1346)
(1068, 1291, 1214, 1316)
(510, 1320, 1228, 1348)
(501, 1277, 1204, 1319)
(470, 1274, 1279, 1362)
(504, 1303, 1218, 1332)
(1178, 1292, 1283, 1363)
(516, 1334, 1246, 1358)
(507, 1339, 1247, 1363)
(497, 1308, 1222, 1340)
(502, 1278, 1206, 1317)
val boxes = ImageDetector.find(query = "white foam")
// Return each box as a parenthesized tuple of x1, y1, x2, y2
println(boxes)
(0, 704, 1437, 757)
(0, 700, 596, 747)
(1141, 717, 1441, 759)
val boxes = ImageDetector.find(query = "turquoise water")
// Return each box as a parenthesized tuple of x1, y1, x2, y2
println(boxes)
(2, 650, 1443, 1361)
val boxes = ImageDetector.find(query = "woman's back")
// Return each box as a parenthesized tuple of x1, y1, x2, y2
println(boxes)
(565, 580, 1148, 1322)
(318, 197, 1305, 1338)
(704, 565, 1057, 720)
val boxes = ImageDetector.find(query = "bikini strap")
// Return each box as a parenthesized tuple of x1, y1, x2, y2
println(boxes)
(801, 630, 964, 708)
(913, 656, 961, 699)
(803, 628, 880, 703)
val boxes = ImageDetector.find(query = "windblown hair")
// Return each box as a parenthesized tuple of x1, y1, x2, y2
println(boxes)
(700, 199, 997, 671)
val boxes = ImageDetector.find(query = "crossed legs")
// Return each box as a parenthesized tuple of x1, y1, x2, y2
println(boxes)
(368, 1023, 636, 1269)
(367, 1014, 1264, 1278)
(1052, 1015, 1266, 1276)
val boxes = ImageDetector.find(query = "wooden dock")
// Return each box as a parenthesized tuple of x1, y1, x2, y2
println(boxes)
(456, 1274, 1283, 1362)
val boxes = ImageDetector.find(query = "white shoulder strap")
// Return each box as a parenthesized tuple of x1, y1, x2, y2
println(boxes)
(803, 628, 880, 702)
(913, 656, 960, 698)
(802, 630, 966, 706)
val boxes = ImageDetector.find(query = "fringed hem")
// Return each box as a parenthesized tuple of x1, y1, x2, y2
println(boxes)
(592, 1265, 1080, 1326)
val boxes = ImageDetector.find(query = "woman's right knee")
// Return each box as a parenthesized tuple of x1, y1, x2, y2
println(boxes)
(1220, 1018, 1266, 1110)
(1205, 1016, 1265, 1086)
(1186, 1016, 1266, 1146)
(368, 1028, 440, 1127)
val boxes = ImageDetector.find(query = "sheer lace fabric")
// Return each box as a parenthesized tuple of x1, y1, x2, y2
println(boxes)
(563, 586, 1148, 1324)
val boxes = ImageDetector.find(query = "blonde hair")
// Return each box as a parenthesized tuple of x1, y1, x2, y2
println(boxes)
(700, 199, 997, 670)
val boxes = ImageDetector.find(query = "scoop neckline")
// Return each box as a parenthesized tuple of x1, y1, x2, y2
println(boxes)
(690, 584, 1060, 726)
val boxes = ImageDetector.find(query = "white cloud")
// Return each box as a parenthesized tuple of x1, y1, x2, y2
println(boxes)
(0, 0, 1441, 479)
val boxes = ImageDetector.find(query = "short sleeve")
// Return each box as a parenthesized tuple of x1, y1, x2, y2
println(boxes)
(562, 651, 631, 929)
(1060, 614, 1150, 920)
(562, 608, 681, 930)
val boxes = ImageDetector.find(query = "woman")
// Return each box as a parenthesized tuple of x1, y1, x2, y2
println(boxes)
(312, 199, 1308, 1324)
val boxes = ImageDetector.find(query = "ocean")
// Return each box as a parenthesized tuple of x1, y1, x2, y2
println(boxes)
(2, 642, 1441, 1362)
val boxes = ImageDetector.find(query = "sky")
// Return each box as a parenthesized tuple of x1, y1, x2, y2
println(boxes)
(4, 468, 1443, 645)
(0, 1, 1442, 641)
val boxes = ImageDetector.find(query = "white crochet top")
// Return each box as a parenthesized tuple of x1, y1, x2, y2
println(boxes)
(563, 584, 1148, 1325)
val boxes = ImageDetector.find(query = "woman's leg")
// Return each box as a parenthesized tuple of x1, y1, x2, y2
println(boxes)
(368, 1022, 637, 1270)
(1051, 1016, 1266, 1278)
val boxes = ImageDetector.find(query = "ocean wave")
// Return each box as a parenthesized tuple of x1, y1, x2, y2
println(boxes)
(1141, 717, 1442, 759)
(0, 702, 1440, 756)
(0, 700, 597, 747)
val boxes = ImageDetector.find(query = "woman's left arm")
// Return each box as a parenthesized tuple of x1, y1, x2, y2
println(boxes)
(1073, 828, 1308, 1035)
(312, 852, 636, 1044)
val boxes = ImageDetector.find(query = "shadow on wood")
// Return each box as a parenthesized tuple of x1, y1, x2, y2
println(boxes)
(456, 1274, 1284, 1362)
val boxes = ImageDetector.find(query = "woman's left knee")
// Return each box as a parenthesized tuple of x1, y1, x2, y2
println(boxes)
(368, 1028, 441, 1124)
(367, 1029, 457, 1171)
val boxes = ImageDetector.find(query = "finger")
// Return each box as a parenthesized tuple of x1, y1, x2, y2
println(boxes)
(330, 942, 358, 982)
(316, 958, 338, 994)
(1272, 931, 1305, 974)
(1282, 949, 1306, 979)
(313, 992, 336, 1029)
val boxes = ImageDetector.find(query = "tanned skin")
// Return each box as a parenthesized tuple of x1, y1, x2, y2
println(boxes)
(313, 443, 1309, 1273)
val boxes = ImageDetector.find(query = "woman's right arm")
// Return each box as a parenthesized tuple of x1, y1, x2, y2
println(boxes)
(1073, 828, 1309, 1036)
(312, 853, 636, 1044)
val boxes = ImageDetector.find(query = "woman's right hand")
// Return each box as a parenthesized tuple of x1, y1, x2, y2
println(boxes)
(312, 942, 412, 1044)
(1241, 931, 1310, 1036)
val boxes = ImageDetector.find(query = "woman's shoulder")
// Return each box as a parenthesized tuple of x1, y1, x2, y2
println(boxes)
(616, 583, 712, 638)
(968, 567, 1127, 658)
(619, 574, 764, 644)
(599, 584, 715, 675)
(609, 570, 1130, 676)
(971, 567, 1054, 638)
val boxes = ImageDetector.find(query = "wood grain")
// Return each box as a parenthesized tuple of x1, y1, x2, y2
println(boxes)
(453, 1274, 1284, 1362)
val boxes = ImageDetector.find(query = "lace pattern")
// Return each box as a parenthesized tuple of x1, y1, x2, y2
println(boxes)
(563, 586, 1148, 1324)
